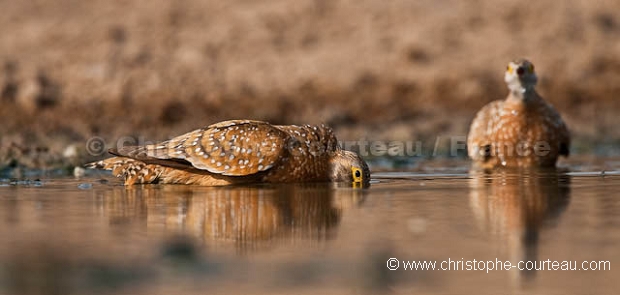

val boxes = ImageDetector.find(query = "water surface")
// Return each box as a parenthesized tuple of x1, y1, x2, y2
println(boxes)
(1, 159, 619, 295)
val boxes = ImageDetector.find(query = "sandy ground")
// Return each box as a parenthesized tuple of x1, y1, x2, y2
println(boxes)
(0, 0, 619, 169)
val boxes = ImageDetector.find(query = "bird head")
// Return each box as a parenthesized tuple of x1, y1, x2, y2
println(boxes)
(330, 150, 370, 186)
(505, 59, 538, 94)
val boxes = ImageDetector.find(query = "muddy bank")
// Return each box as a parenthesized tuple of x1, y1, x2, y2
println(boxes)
(1, 0, 619, 169)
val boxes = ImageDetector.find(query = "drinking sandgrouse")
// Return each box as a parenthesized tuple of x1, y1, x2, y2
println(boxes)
(467, 59, 570, 168)
(88, 120, 370, 185)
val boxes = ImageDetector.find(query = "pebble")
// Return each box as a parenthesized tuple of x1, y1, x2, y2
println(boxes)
(73, 167, 86, 178)
(78, 183, 93, 190)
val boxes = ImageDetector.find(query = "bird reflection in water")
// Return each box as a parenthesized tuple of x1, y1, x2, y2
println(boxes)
(101, 183, 367, 252)
(469, 169, 571, 283)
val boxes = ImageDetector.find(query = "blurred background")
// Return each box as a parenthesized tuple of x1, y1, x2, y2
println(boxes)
(1, 0, 619, 169)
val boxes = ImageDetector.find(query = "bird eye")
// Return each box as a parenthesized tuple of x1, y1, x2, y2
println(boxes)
(351, 167, 363, 183)
(516, 67, 525, 76)
(529, 64, 535, 73)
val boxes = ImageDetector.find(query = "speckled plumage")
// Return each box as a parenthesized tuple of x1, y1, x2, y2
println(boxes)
(467, 59, 570, 168)
(88, 120, 370, 185)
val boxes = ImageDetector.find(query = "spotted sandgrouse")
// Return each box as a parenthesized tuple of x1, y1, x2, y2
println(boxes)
(467, 59, 570, 168)
(88, 120, 370, 185)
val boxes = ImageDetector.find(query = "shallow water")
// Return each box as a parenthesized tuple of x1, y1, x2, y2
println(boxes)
(1, 159, 619, 295)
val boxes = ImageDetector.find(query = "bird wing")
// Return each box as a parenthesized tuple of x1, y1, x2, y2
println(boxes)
(543, 103, 571, 157)
(558, 123, 570, 157)
(467, 100, 503, 161)
(111, 120, 289, 176)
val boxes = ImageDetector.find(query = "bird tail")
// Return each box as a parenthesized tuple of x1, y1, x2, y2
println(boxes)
(85, 157, 161, 185)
